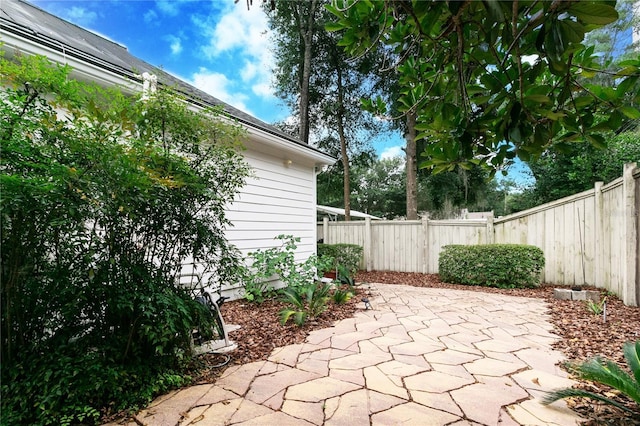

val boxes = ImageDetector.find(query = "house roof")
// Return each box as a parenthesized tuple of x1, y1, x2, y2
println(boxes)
(0, 0, 335, 164)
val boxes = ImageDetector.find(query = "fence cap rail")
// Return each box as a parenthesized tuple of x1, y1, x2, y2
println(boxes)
(318, 219, 487, 225)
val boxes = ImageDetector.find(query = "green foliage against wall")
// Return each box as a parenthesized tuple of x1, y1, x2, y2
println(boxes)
(439, 244, 545, 288)
(242, 235, 321, 303)
(0, 53, 250, 424)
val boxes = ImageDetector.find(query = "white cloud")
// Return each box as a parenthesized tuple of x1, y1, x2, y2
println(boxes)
(240, 60, 258, 82)
(193, 3, 275, 99)
(251, 82, 273, 98)
(61, 6, 97, 26)
(156, 0, 180, 16)
(144, 9, 159, 25)
(190, 68, 253, 116)
(165, 35, 183, 56)
(380, 145, 405, 160)
(204, 4, 268, 55)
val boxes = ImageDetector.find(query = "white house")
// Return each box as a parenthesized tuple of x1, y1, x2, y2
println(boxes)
(0, 0, 336, 297)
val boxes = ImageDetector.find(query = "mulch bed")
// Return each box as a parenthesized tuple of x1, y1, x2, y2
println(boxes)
(184, 273, 640, 424)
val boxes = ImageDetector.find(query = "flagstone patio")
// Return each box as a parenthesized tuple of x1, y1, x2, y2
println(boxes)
(110, 283, 583, 425)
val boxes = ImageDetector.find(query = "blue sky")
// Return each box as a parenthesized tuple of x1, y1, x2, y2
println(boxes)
(33, 0, 283, 121)
(32, 0, 404, 159)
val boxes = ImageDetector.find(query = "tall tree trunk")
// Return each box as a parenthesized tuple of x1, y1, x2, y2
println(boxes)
(405, 110, 418, 220)
(336, 67, 351, 221)
(338, 122, 350, 221)
(298, 0, 318, 144)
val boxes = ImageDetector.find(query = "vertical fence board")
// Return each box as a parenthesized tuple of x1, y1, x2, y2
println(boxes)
(602, 185, 615, 291)
(583, 196, 596, 285)
(623, 164, 638, 306)
(636, 171, 640, 306)
(542, 209, 554, 283)
(604, 183, 623, 296)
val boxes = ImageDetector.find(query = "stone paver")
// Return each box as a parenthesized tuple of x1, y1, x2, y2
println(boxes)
(450, 375, 529, 425)
(324, 389, 371, 425)
(371, 402, 461, 425)
(281, 400, 325, 425)
(405, 370, 476, 393)
(363, 365, 409, 398)
(245, 367, 319, 404)
(120, 284, 584, 426)
(410, 390, 464, 416)
(285, 376, 361, 402)
(189, 397, 242, 425)
(463, 356, 527, 376)
(424, 348, 482, 365)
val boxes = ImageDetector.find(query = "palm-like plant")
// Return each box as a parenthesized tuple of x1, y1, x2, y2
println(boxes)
(332, 288, 353, 304)
(543, 341, 640, 414)
(279, 283, 331, 326)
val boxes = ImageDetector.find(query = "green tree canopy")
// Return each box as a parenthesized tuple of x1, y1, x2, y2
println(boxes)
(327, 0, 640, 174)
(352, 156, 406, 219)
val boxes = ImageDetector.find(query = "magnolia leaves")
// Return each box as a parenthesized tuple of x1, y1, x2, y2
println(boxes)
(542, 2, 618, 75)
(328, 0, 639, 174)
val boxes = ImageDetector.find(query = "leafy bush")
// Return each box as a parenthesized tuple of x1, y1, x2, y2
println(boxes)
(243, 237, 354, 325)
(543, 341, 640, 415)
(242, 235, 320, 303)
(242, 235, 335, 303)
(317, 243, 363, 276)
(438, 244, 545, 288)
(1, 54, 250, 424)
(337, 264, 355, 286)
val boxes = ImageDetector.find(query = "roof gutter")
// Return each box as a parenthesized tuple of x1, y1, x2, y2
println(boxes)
(1, 21, 141, 92)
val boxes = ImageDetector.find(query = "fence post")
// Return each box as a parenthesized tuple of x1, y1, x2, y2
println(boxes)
(364, 217, 372, 272)
(486, 212, 495, 244)
(594, 181, 604, 290)
(623, 163, 638, 306)
(323, 216, 329, 244)
(422, 216, 429, 273)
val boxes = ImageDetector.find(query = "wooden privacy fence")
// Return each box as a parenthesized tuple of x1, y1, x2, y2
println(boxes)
(318, 163, 639, 307)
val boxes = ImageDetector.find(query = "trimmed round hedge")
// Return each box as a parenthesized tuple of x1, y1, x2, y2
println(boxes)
(438, 244, 545, 288)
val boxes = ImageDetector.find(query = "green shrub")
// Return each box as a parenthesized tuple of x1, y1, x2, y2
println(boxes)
(438, 244, 545, 288)
(317, 243, 363, 276)
(1, 347, 190, 425)
(1, 54, 250, 424)
(242, 235, 326, 303)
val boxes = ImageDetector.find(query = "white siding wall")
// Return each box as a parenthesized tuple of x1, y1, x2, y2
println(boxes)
(226, 148, 317, 261)
(179, 139, 325, 298)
